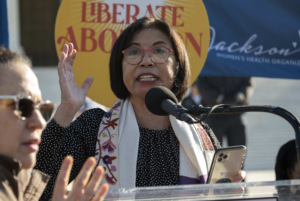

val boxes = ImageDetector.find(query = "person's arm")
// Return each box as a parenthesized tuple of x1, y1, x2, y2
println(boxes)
(35, 119, 68, 174)
(54, 43, 93, 127)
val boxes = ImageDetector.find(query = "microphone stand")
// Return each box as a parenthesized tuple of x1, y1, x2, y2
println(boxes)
(186, 104, 300, 170)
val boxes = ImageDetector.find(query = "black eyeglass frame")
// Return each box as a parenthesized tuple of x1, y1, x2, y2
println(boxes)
(121, 46, 174, 65)
(0, 95, 55, 121)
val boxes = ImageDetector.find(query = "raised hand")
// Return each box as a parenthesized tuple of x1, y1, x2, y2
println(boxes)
(52, 156, 109, 201)
(54, 43, 93, 127)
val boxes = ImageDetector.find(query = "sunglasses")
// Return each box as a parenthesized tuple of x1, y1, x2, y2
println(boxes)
(0, 95, 55, 122)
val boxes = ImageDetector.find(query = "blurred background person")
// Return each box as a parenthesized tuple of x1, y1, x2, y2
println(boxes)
(0, 46, 50, 201)
(275, 139, 300, 180)
(181, 82, 201, 108)
(275, 139, 300, 198)
(197, 76, 253, 147)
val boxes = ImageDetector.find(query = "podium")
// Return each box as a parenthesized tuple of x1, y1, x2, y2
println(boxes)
(105, 180, 300, 200)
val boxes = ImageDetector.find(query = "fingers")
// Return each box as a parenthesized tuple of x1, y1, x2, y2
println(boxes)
(51, 156, 109, 201)
(240, 170, 246, 181)
(58, 44, 68, 74)
(69, 48, 76, 68)
(68, 157, 96, 200)
(92, 184, 109, 201)
(81, 77, 94, 94)
(232, 170, 247, 182)
(83, 166, 106, 201)
(58, 43, 76, 74)
(59, 45, 67, 62)
(52, 156, 74, 200)
(66, 43, 76, 73)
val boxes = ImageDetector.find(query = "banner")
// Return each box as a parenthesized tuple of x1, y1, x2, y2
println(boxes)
(0, 0, 9, 48)
(55, 0, 210, 107)
(201, 0, 300, 79)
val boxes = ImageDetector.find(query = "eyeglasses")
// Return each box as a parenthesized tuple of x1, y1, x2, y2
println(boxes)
(122, 47, 174, 65)
(0, 95, 55, 122)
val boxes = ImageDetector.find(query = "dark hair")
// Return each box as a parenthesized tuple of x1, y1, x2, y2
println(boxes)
(275, 139, 298, 180)
(0, 46, 31, 66)
(109, 17, 190, 101)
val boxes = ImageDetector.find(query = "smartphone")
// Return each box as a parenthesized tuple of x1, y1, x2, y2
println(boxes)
(207, 145, 246, 184)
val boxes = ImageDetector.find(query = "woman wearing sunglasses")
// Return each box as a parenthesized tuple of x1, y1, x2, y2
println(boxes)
(0, 47, 108, 201)
(36, 17, 246, 200)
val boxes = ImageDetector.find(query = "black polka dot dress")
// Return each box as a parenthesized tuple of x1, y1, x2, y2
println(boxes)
(136, 125, 179, 187)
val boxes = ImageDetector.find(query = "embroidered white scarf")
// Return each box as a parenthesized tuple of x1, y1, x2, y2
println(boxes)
(95, 99, 215, 189)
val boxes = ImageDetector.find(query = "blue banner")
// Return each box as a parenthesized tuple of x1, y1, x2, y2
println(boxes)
(0, 0, 9, 48)
(201, 0, 300, 79)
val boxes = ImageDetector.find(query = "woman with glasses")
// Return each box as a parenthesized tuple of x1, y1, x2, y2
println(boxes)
(36, 17, 246, 200)
(0, 47, 108, 201)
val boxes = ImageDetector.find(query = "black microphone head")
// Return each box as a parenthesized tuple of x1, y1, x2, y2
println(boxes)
(145, 86, 178, 116)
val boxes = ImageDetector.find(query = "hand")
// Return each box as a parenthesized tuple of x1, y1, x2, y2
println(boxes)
(229, 170, 246, 196)
(232, 170, 246, 182)
(52, 156, 109, 201)
(54, 43, 93, 126)
(216, 94, 224, 104)
(212, 171, 246, 196)
(235, 92, 246, 105)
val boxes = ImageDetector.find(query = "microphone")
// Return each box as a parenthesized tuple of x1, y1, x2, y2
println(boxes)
(145, 86, 195, 124)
